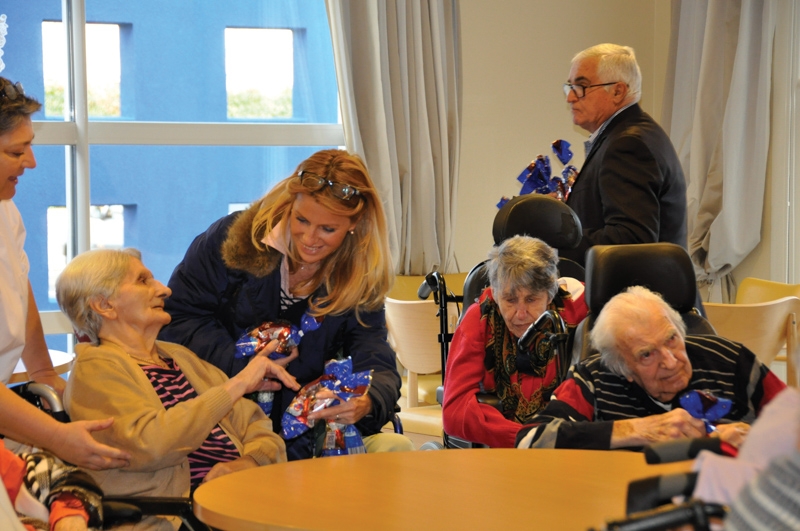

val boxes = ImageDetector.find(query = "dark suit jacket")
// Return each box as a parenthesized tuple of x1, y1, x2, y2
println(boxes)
(560, 104, 687, 266)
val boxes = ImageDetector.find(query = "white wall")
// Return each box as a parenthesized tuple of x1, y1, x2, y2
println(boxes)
(455, 0, 674, 270)
(455, 0, 800, 296)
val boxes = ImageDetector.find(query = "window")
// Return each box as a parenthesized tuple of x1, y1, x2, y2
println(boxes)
(225, 28, 294, 119)
(4, 0, 343, 353)
(42, 21, 121, 118)
(47, 204, 125, 300)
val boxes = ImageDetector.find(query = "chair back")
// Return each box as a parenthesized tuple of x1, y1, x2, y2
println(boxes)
(492, 194, 583, 249)
(461, 194, 586, 321)
(572, 243, 715, 362)
(585, 243, 699, 315)
(736, 277, 800, 304)
(704, 297, 800, 386)
(385, 297, 458, 408)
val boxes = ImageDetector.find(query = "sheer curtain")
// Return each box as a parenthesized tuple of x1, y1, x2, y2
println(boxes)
(326, 0, 462, 275)
(665, 0, 776, 302)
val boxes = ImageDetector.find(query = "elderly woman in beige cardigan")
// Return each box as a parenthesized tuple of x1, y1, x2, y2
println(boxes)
(57, 248, 299, 531)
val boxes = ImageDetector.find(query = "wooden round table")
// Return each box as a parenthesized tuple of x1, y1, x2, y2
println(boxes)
(193, 448, 692, 531)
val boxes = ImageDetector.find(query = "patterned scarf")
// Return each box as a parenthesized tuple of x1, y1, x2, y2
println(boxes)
(480, 291, 566, 425)
(19, 451, 104, 530)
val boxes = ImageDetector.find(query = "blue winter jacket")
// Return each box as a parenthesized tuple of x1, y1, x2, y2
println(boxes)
(159, 204, 401, 460)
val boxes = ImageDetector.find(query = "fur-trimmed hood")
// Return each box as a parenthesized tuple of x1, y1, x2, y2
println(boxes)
(220, 201, 282, 277)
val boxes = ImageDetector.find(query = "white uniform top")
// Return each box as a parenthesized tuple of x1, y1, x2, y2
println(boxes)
(0, 199, 30, 383)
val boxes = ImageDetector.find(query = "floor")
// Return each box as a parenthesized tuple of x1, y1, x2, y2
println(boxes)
(397, 429, 441, 450)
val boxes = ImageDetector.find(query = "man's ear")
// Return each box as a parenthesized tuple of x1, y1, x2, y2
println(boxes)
(613, 82, 628, 104)
(89, 296, 116, 321)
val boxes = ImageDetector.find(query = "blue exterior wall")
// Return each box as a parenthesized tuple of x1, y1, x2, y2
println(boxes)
(3, 1, 338, 325)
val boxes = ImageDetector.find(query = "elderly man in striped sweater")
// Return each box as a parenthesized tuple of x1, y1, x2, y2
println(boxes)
(516, 286, 786, 450)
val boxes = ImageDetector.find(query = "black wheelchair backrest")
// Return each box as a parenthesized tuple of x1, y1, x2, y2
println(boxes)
(585, 243, 699, 315)
(492, 194, 582, 249)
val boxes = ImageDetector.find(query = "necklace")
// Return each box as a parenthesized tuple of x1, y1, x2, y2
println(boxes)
(128, 353, 168, 369)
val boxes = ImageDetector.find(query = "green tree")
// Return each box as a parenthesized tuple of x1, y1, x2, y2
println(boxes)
(228, 88, 292, 119)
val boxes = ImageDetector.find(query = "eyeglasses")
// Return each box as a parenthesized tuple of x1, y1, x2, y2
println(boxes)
(0, 81, 25, 101)
(297, 170, 361, 201)
(562, 81, 619, 99)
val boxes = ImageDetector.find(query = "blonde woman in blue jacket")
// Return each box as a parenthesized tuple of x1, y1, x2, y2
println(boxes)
(160, 149, 413, 459)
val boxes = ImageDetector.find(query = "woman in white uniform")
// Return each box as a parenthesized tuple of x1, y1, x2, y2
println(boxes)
(0, 75, 129, 470)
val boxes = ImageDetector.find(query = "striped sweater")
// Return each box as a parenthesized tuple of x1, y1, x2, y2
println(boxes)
(725, 451, 800, 530)
(516, 335, 786, 449)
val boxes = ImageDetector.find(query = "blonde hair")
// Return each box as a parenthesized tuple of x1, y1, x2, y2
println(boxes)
(251, 149, 393, 321)
(56, 248, 142, 345)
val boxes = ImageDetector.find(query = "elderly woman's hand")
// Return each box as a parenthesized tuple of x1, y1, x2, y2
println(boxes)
(202, 455, 259, 484)
(54, 515, 88, 531)
(262, 344, 299, 369)
(224, 340, 300, 401)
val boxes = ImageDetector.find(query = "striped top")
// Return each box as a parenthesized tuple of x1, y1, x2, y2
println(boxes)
(140, 359, 239, 489)
(725, 451, 800, 531)
(516, 335, 786, 449)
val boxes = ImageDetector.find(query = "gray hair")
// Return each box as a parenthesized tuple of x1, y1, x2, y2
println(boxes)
(486, 235, 559, 301)
(572, 43, 641, 105)
(590, 285, 685, 377)
(56, 248, 142, 345)
(0, 77, 42, 134)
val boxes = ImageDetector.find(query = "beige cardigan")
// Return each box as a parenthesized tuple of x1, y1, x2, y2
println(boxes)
(65, 340, 286, 531)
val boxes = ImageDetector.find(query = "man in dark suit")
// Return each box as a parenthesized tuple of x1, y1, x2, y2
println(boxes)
(559, 44, 687, 266)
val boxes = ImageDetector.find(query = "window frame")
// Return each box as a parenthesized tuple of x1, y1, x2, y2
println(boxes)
(35, 0, 344, 258)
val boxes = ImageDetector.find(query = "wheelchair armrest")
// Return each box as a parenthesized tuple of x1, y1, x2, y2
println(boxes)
(103, 496, 209, 531)
(476, 393, 502, 412)
(436, 388, 500, 412)
(102, 501, 143, 528)
(644, 438, 722, 464)
(11, 382, 70, 423)
(605, 500, 725, 531)
(104, 496, 193, 517)
(626, 472, 698, 514)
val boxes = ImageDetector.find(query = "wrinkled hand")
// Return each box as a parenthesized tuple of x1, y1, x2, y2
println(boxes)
(712, 422, 750, 449)
(54, 515, 88, 531)
(202, 455, 258, 484)
(611, 409, 707, 448)
(234, 340, 300, 395)
(51, 418, 131, 470)
(307, 390, 372, 425)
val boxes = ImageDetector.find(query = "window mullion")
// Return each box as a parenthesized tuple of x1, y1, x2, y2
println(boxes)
(63, 0, 91, 256)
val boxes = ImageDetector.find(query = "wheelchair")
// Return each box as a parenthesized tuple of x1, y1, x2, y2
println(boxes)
(418, 194, 585, 449)
(592, 438, 733, 531)
(7, 382, 211, 531)
(571, 242, 716, 364)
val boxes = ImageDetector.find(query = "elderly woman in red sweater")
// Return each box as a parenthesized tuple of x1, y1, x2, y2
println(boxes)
(442, 236, 587, 447)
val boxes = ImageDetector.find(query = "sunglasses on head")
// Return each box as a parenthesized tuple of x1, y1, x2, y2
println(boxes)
(297, 170, 361, 201)
(0, 81, 25, 101)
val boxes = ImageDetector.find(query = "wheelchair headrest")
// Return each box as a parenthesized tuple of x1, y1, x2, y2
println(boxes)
(585, 243, 698, 315)
(492, 194, 582, 249)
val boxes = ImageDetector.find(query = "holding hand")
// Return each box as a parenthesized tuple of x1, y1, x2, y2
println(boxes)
(30, 370, 67, 398)
(50, 418, 131, 470)
(612, 408, 707, 448)
(307, 389, 373, 425)
(225, 340, 300, 401)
